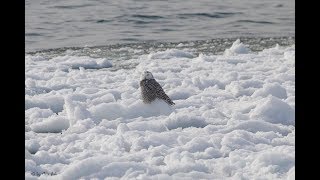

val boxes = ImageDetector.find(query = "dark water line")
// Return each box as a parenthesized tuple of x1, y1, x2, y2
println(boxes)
(26, 36, 295, 55)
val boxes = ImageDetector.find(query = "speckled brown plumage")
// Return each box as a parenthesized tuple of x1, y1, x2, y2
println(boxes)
(140, 72, 175, 106)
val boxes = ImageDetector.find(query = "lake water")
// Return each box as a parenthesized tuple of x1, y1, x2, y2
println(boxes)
(25, 0, 294, 52)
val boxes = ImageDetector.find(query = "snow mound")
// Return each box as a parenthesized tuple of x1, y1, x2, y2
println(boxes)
(25, 140, 40, 154)
(64, 95, 92, 126)
(251, 151, 294, 174)
(30, 116, 69, 133)
(195, 54, 217, 62)
(219, 120, 291, 135)
(25, 94, 65, 113)
(168, 87, 196, 100)
(25, 107, 55, 123)
(52, 55, 112, 69)
(90, 99, 173, 121)
(127, 121, 168, 132)
(252, 83, 287, 99)
(58, 156, 107, 179)
(224, 39, 250, 55)
(165, 112, 208, 130)
(148, 49, 194, 59)
(250, 96, 295, 125)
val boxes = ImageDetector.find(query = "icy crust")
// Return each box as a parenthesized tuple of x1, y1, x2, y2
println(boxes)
(25, 39, 295, 179)
(224, 39, 250, 55)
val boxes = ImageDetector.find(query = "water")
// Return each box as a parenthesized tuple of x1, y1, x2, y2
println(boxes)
(25, 0, 294, 52)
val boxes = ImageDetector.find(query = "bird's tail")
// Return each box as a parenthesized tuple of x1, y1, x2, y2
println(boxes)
(166, 98, 175, 106)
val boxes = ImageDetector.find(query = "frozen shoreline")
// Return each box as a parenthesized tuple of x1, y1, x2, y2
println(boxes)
(25, 39, 295, 179)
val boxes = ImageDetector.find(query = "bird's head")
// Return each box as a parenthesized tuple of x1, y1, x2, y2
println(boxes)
(140, 71, 154, 80)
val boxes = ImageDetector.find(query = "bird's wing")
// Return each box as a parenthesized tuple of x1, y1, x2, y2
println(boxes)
(144, 79, 164, 94)
(145, 79, 175, 105)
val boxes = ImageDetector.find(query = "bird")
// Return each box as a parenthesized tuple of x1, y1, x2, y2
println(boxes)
(140, 71, 175, 106)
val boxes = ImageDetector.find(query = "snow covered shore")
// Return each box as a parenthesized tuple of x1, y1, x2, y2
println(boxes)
(25, 39, 295, 179)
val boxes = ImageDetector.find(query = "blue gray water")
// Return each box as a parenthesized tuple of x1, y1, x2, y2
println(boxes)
(26, 0, 294, 52)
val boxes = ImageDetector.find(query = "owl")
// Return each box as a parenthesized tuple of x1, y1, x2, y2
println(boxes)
(140, 71, 175, 106)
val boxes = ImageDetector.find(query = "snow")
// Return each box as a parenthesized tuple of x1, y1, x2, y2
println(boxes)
(224, 39, 251, 55)
(30, 116, 69, 133)
(252, 82, 288, 99)
(250, 95, 295, 125)
(165, 112, 208, 130)
(148, 49, 195, 59)
(25, 39, 295, 179)
(25, 140, 40, 154)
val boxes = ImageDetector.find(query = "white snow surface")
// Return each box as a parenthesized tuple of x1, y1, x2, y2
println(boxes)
(25, 40, 295, 179)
